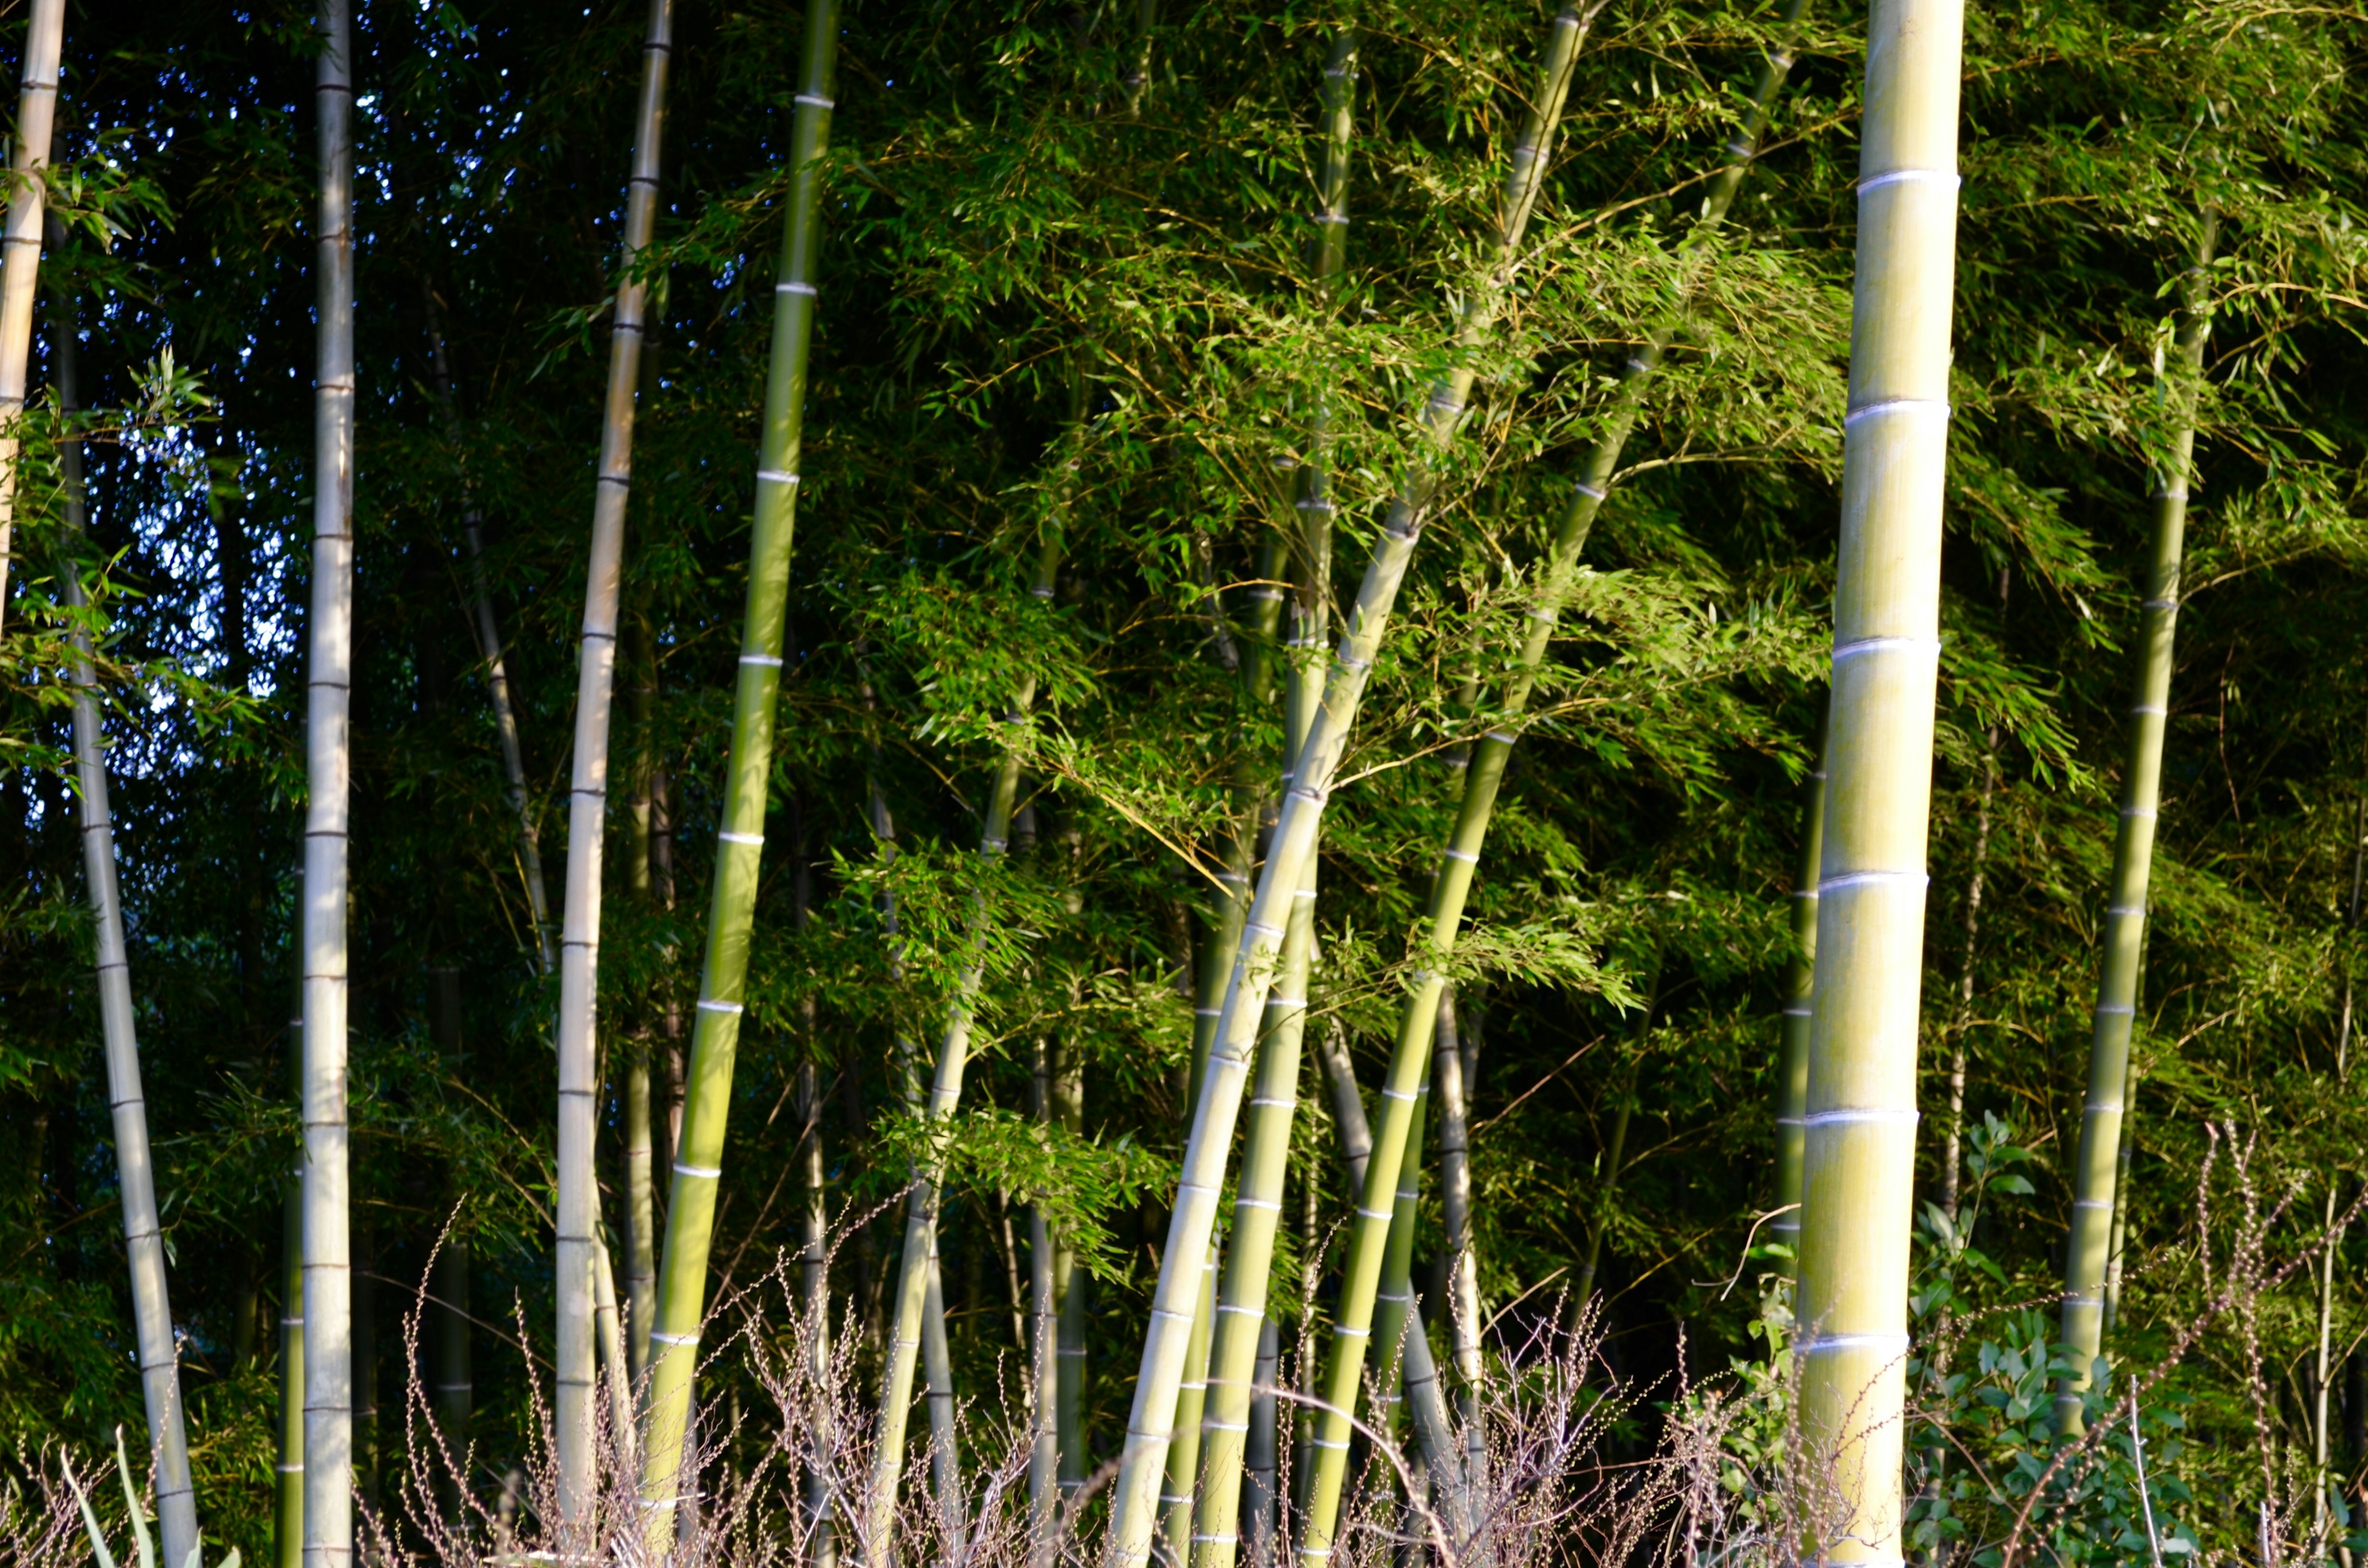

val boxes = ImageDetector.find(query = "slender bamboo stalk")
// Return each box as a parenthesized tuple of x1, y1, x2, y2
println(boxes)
(1433, 988, 1486, 1508)
(624, 618, 660, 1385)
(1793, 5, 1965, 1562)
(866, 534, 1061, 1566)
(1029, 1038, 1059, 1535)
(1055, 1043, 1088, 1497)
(2315, 809, 2364, 1554)
(300, 6, 358, 1564)
(923, 1245, 963, 1533)
(796, 1055, 836, 1568)
(54, 276, 198, 1568)
(1109, 14, 1599, 1559)
(2054, 211, 2218, 1436)
(426, 970, 474, 1474)
(1244, 1318, 1280, 1568)
(0, 0, 60, 631)
(636, 2, 836, 1537)
(555, 0, 676, 1513)
(1772, 726, 1826, 1265)
(278, 1061, 304, 1568)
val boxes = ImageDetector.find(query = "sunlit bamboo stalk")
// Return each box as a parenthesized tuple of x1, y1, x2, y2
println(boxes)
(2054, 210, 2217, 1436)
(0, 0, 60, 631)
(635, 1, 836, 1537)
(1793, 5, 1965, 1562)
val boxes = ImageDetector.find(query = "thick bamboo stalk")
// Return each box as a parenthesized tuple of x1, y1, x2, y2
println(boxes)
(54, 279, 198, 1568)
(1108, 15, 1598, 1560)
(866, 535, 1060, 1564)
(635, 2, 836, 1538)
(300, 6, 358, 1564)
(556, 0, 676, 1514)
(0, 0, 60, 631)
(2053, 211, 2217, 1436)
(1793, 4, 1964, 1562)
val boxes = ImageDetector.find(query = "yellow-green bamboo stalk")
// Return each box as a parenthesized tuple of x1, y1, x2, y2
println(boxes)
(555, 0, 676, 1514)
(1432, 989, 1485, 1501)
(1772, 728, 1826, 1265)
(300, 6, 357, 1565)
(54, 277, 198, 1568)
(866, 535, 1059, 1566)
(1793, 4, 1964, 1561)
(1108, 15, 1598, 1561)
(0, 0, 60, 631)
(2054, 213, 2217, 1436)
(635, 2, 836, 1538)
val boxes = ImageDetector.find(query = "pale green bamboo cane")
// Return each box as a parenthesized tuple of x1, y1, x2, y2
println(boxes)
(1772, 724, 1826, 1268)
(866, 532, 1062, 1566)
(1431, 989, 1486, 1513)
(1106, 14, 1598, 1560)
(0, 0, 60, 631)
(1793, 3, 1965, 1562)
(54, 279, 199, 1568)
(635, 2, 837, 1537)
(2053, 213, 2217, 1437)
(555, 0, 676, 1514)
(300, 7, 358, 1565)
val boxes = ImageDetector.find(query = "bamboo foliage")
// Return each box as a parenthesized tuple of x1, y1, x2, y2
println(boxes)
(54, 284, 199, 1568)
(1104, 14, 1601, 1558)
(2054, 211, 2219, 1436)
(0, 0, 60, 631)
(635, 0, 836, 1537)
(299, 5, 358, 1566)
(1793, 1, 1964, 1561)
(554, 0, 675, 1516)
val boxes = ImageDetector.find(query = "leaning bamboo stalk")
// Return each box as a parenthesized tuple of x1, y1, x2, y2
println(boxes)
(2053, 211, 2217, 1436)
(635, 3, 836, 1539)
(554, 0, 676, 1514)
(1793, 4, 1965, 1562)
(866, 535, 1061, 1566)
(53, 276, 200, 1568)
(300, 6, 358, 1564)
(1106, 14, 1599, 1561)
(0, 0, 60, 632)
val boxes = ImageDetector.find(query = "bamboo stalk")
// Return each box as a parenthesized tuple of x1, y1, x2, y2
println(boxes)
(556, 0, 676, 1513)
(866, 532, 1061, 1565)
(795, 1054, 836, 1568)
(624, 618, 660, 1385)
(1244, 1317, 1280, 1568)
(1432, 988, 1487, 1513)
(2054, 210, 2217, 1436)
(0, 0, 60, 632)
(635, 0, 836, 1537)
(1772, 726, 1826, 1266)
(1793, 4, 1965, 1562)
(54, 274, 199, 1568)
(1056, 1043, 1088, 1497)
(1029, 1039, 1059, 1536)
(278, 1073, 304, 1568)
(300, 5, 358, 1563)
(1107, 14, 1599, 1559)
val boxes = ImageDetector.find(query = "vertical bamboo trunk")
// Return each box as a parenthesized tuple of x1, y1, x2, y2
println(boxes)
(636, 6, 836, 1534)
(1029, 1040, 1059, 1530)
(278, 1093, 305, 1568)
(300, 6, 358, 1565)
(866, 530, 1058, 1562)
(54, 279, 199, 1568)
(2054, 212, 2216, 1436)
(796, 1054, 836, 1567)
(426, 970, 474, 1472)
(2316, 816, 2364, 1553)
(555, 0, 676, 1514)
(625, 620, 660, 1384)
(0, 0, 60, 630)
(1243, 1318, 1280, 1568)
(1938, 716, 2000, 1224)
(1793, 6, 1963, 1564)
(1108, 15, 1599, 1559)
(1772, 729, 1826, 1265)
(1055, 1045, 1088, 1498)
(1433, 988, 1487, 1511)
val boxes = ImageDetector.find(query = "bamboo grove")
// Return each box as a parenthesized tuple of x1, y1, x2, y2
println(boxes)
(4, 0, 2368, 1565)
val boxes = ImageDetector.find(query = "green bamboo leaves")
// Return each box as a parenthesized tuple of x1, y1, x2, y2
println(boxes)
(300, 6, 358, 1567)
(554, 0, 674, 1517)
(2054, 214, 2218, 1436)
(1793, 2, 1965, 1564)
(635, 0, 836, 1541)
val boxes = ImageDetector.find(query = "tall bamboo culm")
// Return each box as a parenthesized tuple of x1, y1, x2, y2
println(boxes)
(276, 994, 303, 1568)
(635, 1, 836, 1539)
(1103, 15, 1598, 1561)
(2053, 211, 2218, 1436)
(1772, 721, 1826, 1263)
(0, 0, 59, 631)
(554, 0, 675, 1517)
(300, 5, 358, 1565)
(56, 284, 200, 1568)
(1793, 2, 1964, 1562)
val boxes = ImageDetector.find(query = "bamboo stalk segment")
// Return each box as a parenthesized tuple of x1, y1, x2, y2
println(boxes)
(636, 1, 837, 1538)
(1793, 1, 1964, 1561)
(555, 0, 676, 1517)
(0, 0, 60, 630)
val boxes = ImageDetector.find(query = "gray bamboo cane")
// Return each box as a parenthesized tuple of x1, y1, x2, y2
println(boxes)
(2054, 212, 2218, 1436)
(866, 535, 1061, 1566)
(1028, 1038, 1059, 1538)
(300, 6, 358, 1564)
(1793, 4, 1965, 1562)
(53, 278, 199, 1568)
(796, 1054, 837, 1568)
(1108, 14, 1600, 1559)
(1056, 1044, 1088, 1497)
(1244, 1318, 1280, 1568)
(635, 1, 836, 1537)
(278, 1124, 304, 1568)
(556, 0, 675, 1514)
(0, 0, 60, 631)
